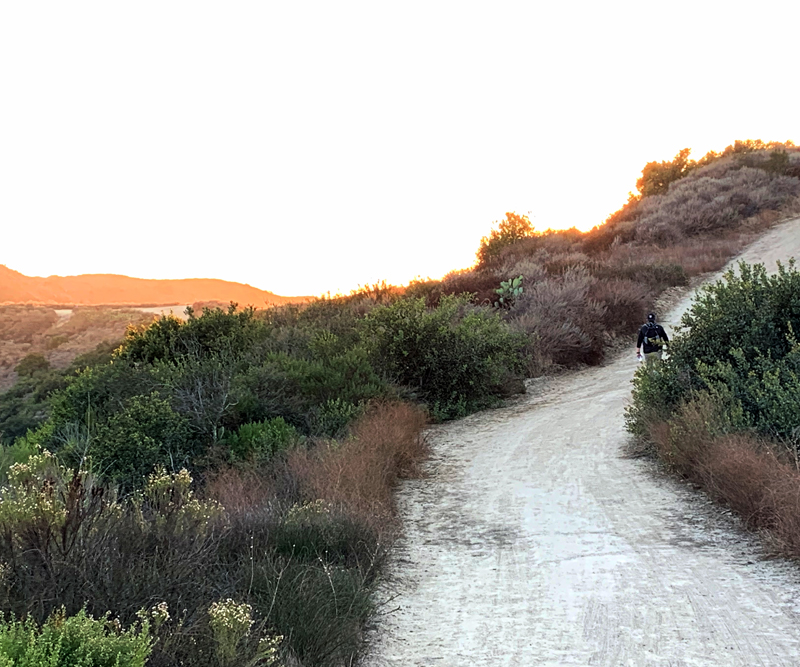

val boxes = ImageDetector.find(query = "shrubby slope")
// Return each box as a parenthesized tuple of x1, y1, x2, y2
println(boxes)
(410, 141, 800, 372)
(0, 139, 798, 665)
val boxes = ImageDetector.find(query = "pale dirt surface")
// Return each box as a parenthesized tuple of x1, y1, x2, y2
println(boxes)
(51, 305, 191, 321)
(365, 216, 800, 667)
(135, 304, 192, 320)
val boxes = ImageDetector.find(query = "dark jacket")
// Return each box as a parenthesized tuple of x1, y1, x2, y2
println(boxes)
(637, 323, 669, 354)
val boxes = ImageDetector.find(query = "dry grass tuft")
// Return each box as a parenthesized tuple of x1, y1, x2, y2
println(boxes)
(649, 397, 800, 558)
(286, 401, 428, 526)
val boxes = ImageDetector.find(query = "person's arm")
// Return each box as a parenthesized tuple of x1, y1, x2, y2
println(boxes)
(636, 327, 644, 356)
(659, 325, 669, 346)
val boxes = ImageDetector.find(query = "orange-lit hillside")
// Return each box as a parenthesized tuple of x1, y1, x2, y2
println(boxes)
(0, 265, 308, 307)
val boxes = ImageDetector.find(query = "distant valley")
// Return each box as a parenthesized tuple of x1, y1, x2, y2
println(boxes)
(0, 265, 311, 390)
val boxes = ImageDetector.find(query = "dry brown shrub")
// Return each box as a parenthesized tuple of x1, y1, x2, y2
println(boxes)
(768, 468, 800, 554)
(650, 396, 715, 474)
(286, 401, 428, 525)
(499, 258, 547, 285)
(407, 270, 500, 307)
(440, 270, 500, 306)
(701, 436, 781, 528)
(633, 168, 800, 242)
(595, 235, 746, 282)
(649, 396, 800, 557)
(657, 239, 744, 277)
(511, 266, 606, 366)
(204, 464, 278, 514)
(588, 279, 650, 335)
(494, 228, 583, 267)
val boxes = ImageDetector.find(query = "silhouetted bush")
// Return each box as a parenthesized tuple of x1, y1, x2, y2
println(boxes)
(476, 212, 535, 269)
(636, 147, 695, 197)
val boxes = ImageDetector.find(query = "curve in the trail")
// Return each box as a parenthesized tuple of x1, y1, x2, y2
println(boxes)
(366, 217, 800, 667)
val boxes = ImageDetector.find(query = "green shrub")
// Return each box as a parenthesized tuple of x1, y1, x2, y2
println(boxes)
(226, 417, 300, 459)
(308, 397, 364, 437)
(674, 261, 800, 365)
(47, 361, 159, 428)
(14, 354, 50, 377)
(231, 349, 385, 434)
(625, 355, 691, 437)
(88, 393, 195, 491)
(690, 344, 800, 438)
(627, 260, 800, 440)
(0, 609, 152, 667)
(120, 305, 266, 365)
(364, 295, 527, 419)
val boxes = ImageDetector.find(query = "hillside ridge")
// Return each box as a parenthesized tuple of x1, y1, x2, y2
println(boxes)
(0, 264, 308, 306)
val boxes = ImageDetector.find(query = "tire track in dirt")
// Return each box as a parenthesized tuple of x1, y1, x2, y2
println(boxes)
(365, 217, 800, 666)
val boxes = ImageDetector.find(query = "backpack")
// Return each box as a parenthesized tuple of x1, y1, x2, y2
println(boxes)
(644, 322, 663, 349)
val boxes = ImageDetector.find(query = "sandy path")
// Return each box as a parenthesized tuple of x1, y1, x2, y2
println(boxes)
(365, 217, 800, 667)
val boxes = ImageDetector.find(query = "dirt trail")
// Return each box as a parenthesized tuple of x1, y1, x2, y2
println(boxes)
(366, 217, 800, 667)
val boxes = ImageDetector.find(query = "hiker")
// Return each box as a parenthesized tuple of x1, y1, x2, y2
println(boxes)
(636, 313, 669, 366)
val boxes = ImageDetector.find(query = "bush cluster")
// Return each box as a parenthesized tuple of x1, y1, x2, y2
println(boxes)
(364, 295, 527, 419)
(5, 290, 524, 492)
(626, 261, 800, 440)
(0, 402, 427, 666)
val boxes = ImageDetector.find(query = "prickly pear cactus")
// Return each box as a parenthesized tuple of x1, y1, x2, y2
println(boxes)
(494, 275, 524, 308)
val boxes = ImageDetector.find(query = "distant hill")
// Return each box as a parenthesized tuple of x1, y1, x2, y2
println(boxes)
(0, 265, 308, 307)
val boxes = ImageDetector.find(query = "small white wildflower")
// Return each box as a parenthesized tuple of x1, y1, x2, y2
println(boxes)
(208, 599, 255, 665)
(285, 499, 331, 525)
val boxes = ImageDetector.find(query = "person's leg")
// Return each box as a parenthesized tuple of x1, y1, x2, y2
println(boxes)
(644, 350, 662, 367)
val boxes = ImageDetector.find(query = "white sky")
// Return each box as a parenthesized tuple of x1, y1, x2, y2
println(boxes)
(1, 1, 797, 296)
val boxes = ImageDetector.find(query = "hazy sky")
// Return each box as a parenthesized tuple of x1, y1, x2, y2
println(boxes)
(1, 2, 797, 296)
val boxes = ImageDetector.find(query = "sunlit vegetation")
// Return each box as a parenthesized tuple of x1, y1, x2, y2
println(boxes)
(411, 140, 800, 372)
(0, 139, 798, 664)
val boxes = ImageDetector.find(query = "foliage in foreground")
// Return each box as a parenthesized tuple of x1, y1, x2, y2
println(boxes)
(0, 402, 427, 666)
(0, 608, 152, 667)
